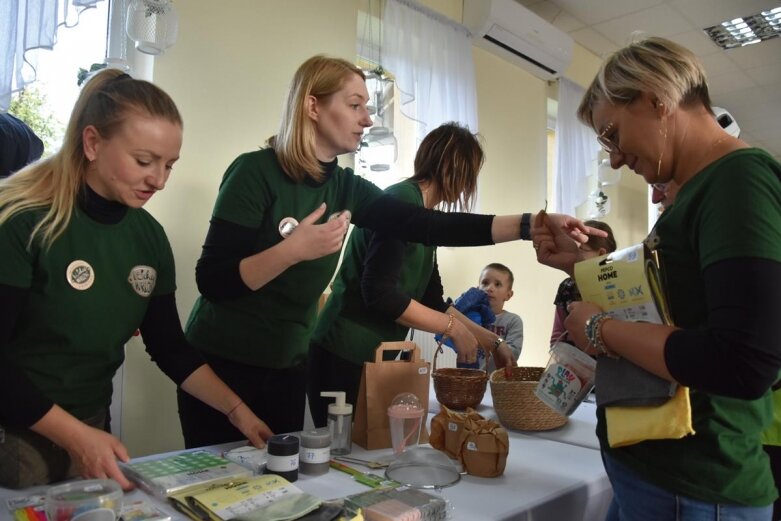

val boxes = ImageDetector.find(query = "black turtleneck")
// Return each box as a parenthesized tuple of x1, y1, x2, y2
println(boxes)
(0, 186, 205, 428)
(79, 183, 128, 224)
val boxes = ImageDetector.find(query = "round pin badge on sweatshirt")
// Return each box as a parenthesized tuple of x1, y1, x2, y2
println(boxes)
(66, 260, 95, 290)
(278, 217, 299, 238)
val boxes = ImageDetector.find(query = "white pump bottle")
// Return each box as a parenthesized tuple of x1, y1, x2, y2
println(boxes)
(321, 391, 353, 455)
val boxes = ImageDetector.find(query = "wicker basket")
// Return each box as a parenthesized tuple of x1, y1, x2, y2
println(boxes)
(489, 367, 568, 431)
(431, 344, 488, 410)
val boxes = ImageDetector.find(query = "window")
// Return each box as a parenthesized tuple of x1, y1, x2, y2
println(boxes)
(9, 2, 109, 153)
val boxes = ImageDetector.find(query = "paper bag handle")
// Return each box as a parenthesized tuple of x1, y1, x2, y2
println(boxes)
(373, 341, 421, 363)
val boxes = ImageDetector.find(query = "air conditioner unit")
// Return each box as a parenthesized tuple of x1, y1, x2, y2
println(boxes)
(463, 0, 574, 80)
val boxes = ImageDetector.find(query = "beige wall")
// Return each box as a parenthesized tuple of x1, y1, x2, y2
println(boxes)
(120, 0, 649, 456)
(121, 0, 360, 456)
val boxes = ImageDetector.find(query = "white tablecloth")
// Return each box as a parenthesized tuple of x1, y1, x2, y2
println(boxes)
(1, 389, 610, 521)
(1, 433, 610, 521)
(1, 434, 610, 521)
(344, 436, 611, 521)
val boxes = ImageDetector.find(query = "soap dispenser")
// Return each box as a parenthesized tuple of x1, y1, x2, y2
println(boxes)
(321, 391, 352, 455)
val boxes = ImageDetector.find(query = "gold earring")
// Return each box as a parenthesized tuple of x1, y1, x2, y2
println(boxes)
(656, 119, 668, 180)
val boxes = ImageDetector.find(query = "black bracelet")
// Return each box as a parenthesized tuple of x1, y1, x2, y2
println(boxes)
(520, 213, 532, 240)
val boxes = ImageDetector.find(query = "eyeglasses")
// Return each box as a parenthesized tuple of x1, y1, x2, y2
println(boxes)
(597, 121, 621, 154)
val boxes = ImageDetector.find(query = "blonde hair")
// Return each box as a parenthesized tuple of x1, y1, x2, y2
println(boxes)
(0, 68, 181, 248)
(577, 37, 712, 129)
(409, 122, 484, 212)
(268, 55, 365, 183)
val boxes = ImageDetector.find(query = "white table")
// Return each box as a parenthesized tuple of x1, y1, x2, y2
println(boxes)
(1, 432, 610, 521)
(1, 391, 610, 521)
(345, 436, 611, 521)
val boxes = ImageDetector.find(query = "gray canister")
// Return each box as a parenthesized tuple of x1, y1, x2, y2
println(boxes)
(299, 427, 331, 475)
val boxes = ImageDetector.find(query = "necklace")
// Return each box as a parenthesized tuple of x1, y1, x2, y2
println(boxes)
(710, 134, 729, 149)
(683, 133, 733, 181)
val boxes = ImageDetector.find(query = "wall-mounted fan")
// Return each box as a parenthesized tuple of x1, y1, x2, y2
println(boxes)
(126, 0, 179, 55)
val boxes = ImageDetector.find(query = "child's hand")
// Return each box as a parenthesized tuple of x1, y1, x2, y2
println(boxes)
(492, 341, 516, 372)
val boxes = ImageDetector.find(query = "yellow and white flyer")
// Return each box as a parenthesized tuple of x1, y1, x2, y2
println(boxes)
(574, 243, 672, 325)
(185, 474, 321, 521)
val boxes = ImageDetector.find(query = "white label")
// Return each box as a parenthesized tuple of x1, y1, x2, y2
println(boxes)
(448, 422, 458, 432)
(300, 447, 330, 464)
(418, 367, 428, 375)
(467, 441, 477, 451)
(267, 453, 299, 472)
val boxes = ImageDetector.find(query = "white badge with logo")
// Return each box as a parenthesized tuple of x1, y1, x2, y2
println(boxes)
(66, 260, 94, 290)
(128, 265, 157, 297)
(278, 217, 299, 238)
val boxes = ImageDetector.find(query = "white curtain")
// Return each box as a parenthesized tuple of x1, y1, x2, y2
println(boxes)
(1, 0, 102, 111)
(382, 0, 478, 144)
(553, 78, 600, 216)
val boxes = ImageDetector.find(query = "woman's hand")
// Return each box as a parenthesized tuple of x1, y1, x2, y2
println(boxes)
(539, 212, 608, 244)
(532, 211, 585, 275)
(286, 203, 350, 263)
(179, 365, 274, 449)
(448, 319, 479, 364)
(31, 405, 133, 489)
(227, 402, 274, 448)
(66, 426, 132, 488)
(60, 423, 133, 489)
(563, 301, 603, 355)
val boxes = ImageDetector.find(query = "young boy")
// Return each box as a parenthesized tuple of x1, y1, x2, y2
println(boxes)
(474, 263, 523, 371)
(448, 263, 523, 373)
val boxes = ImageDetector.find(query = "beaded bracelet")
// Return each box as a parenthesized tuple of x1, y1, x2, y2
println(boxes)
(584, 312, 619, 358)
(441, 313, 456, 342)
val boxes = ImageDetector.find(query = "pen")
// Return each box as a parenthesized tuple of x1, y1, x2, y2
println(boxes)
(329, 460, 399, 489)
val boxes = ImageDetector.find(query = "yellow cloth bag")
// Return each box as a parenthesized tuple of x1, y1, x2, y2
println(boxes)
(606, 385, 695, 448)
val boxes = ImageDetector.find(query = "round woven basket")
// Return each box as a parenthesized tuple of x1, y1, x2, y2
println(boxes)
(489, 367, 568, 431)
(432, 345, 488, 410)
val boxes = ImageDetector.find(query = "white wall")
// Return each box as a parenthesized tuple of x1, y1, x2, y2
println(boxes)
(119, 0, 649, 456)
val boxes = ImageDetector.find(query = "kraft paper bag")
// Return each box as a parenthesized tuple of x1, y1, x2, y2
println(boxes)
(430, 407, 508, 477)
(430, 406, 483, 461)
(353, 342, 431, 450)
(460, 415, 509, 477)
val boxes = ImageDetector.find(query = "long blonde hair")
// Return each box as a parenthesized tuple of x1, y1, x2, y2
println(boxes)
(0, 68, 182, 248)
(409, 122, 484, 212)
(577, 36, 712, 130)
(268, 55, 365, 183)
